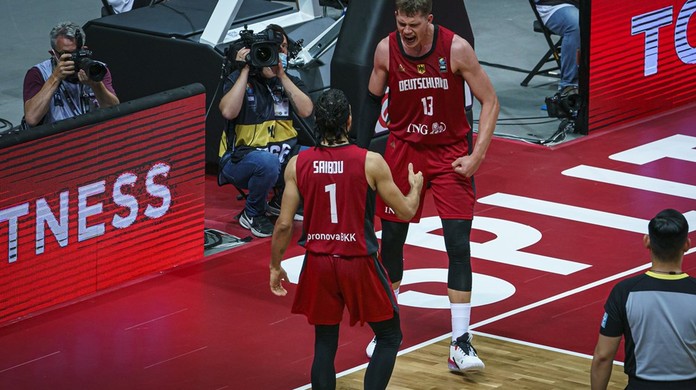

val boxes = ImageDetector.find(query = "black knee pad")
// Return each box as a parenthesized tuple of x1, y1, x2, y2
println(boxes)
(442, 219, 473, 291)
(380, 220, 409, 283)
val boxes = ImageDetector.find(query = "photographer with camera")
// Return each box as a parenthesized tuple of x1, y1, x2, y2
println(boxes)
(23, 21, 119, 128)
(218, 24, 313, 238)
(535, 1, 584, 137)
(535, 0, 579, 94)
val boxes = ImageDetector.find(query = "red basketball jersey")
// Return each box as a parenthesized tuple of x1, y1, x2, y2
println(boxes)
(295, 144, 379, 256)
(387, 25, 470, 145)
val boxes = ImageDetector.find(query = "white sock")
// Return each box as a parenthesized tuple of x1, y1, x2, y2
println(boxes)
(451, 303, 471, 342)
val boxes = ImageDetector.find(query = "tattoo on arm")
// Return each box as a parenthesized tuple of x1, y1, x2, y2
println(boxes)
(285, 89, 298, 111)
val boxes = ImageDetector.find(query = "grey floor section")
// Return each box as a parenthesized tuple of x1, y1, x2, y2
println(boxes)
(0, 0, 578, 144)
(0, 0, 103, 129)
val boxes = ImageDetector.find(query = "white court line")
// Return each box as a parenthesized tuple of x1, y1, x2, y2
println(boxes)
(124, 308, 189, 331)
(294, 263, 649, 389)
(0, 351, 61, 373)
(143, 346, 208, 369)
(472, 331, 624, 367)
(470, 262, 650, 329)
(478, 193, 696, 234)
(563, 165, 696, 200)
(479, 193, 696, 256)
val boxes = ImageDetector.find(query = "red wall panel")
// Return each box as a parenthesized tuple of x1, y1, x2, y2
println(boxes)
(589, 0, 696, 131)
(0, 94, 206, 324)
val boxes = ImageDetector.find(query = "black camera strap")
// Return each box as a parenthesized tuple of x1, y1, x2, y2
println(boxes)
(50, 57, 86, 116)
(56, 82, 86, 117)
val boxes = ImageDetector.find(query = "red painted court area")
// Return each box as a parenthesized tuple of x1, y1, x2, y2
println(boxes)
(0, 106, 694, 389)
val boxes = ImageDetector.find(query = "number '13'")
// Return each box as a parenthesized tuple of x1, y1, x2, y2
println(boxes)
(421, 96, 433, 116)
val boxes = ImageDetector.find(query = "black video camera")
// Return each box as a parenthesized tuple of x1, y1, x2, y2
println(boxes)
(232, 26, 284, 68)
(545, 86, 582, 120)
(69, 49, 107, 82)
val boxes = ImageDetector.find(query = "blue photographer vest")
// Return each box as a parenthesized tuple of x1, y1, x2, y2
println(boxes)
(35, 59, 98, 125)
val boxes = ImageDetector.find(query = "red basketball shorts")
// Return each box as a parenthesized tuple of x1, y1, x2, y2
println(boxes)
(376, 134, 475, 223)
(291, 253, 397, 326)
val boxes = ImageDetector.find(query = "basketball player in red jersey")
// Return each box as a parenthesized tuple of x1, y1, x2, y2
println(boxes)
(363, 0, 500, 372)
(269, 88, 423, 389)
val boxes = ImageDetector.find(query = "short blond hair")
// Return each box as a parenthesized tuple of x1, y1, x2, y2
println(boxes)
(395, 0, 432, 17)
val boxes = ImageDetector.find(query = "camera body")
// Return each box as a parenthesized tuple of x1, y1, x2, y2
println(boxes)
(545, 86, 582, 120)
(69, 49, 107, 82)
(233, 27, 284, 69)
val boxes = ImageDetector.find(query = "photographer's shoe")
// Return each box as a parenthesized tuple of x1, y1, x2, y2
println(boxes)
(448, 332, 484, 372)
(267, 196, 303, 221)
(559, 85, 578, 96)
(239, 210, 274, 238)
(267, 197, 281, 216)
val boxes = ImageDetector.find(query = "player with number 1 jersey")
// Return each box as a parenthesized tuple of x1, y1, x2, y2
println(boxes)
(270, 88, 424, 389)
(295, 144, 378, 257)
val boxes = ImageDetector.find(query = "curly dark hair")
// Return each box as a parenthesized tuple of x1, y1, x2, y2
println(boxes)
(315, 88, 351, 146)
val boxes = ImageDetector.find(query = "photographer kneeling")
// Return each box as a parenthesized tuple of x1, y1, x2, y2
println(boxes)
(23, 21, 119, 127)
(218, 24, 313, 238)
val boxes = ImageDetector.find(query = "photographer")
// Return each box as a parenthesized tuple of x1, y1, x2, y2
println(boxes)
(534, 1, 583, 135)
(535, 0, 579, 93)
(218, 24, 313, 238)
(23, 22, 119, 128)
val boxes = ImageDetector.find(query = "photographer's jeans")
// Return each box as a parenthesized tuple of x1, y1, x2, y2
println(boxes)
(220, 150, 280, 217)
(545, 6, 580, 90)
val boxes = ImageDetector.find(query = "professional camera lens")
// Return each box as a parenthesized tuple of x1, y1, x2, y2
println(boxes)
(70, 49, 108, 82)
(76, 58, 107, 82)
(249, 42, 279, 67)
(254, 47, 273, 63)
(85, 61, 107, 82)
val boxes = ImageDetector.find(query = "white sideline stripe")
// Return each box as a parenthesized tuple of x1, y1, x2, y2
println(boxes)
(470, 262, 650, 329)
(563, 165, 696, 200)
(472, 331, 624, 367)
(124, 308, 189, 331)
(0, 351, 61, 373)
(294, 264, 646, 389)
(143, 346, 208, 369)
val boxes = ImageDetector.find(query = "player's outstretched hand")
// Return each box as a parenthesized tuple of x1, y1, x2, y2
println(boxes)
(408, 162, 424, 192)
(270, 266, 288, 296)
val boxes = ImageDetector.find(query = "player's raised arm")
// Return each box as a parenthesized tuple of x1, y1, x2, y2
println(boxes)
(366, 152, 423, 221)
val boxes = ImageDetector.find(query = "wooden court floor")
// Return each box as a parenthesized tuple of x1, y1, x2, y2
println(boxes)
(335, 334, 626, 389)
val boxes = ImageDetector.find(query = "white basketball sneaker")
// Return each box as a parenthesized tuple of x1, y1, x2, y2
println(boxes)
(365, 336, 377, 358)
(448, 332, 485, 372)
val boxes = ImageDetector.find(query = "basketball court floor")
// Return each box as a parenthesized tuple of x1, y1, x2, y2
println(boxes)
(0, 101, 694, 388)
(1, 1, 695, 389)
